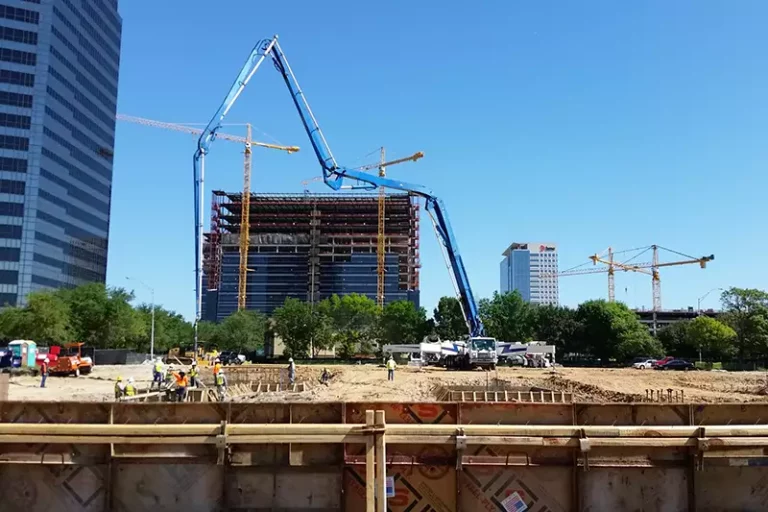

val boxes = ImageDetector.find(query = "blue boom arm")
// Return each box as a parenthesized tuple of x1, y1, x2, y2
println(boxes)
(266, 38, 484, 337)
(191, 37, 278, 318)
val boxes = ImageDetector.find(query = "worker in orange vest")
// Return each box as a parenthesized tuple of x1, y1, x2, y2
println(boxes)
(213, 358, 221, 379)
(173, 370, 189, 402)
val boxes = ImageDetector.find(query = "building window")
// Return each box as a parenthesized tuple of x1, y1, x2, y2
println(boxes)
(0, 47, 36, 66)
(0, 224, 21, 238)
(22, 0, 41, 4)
(0, 4, 39, 24)
(0, 157, 26, 173)
(0, 179, 24, 195)
(0, 90, 32, 109)
(0, 292, 15, 306)
(0, 135, 28, 151)
(0, 69, 34, 87)
(0, 25, 37, 45)
(0, 246, 18, 261)
(0, 113, 30, 130)
(0, 202, 22, 216)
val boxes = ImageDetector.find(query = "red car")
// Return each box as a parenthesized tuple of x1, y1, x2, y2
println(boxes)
(654, 356, 675, 368)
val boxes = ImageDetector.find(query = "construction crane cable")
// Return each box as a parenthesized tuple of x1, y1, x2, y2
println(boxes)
(620, 246, 652, 265)
(656, 245, 699, 261)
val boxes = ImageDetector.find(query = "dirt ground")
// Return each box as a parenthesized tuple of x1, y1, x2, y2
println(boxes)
(8, 363, 768, 403)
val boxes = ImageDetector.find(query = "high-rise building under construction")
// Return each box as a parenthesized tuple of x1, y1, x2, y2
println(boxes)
(202, 191, 420, 321)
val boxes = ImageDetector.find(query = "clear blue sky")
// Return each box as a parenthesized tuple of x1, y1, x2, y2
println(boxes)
(109, 1, 768, 320)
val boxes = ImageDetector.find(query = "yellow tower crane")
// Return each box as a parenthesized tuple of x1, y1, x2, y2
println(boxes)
(299, 150, 423, 308)
(116, 114, 300, 311)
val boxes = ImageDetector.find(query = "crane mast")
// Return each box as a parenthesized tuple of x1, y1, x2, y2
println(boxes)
(264, 36, 485, 337)
(238, 124, 252, 311)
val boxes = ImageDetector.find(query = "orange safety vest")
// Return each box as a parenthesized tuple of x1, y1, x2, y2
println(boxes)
(213, 363, 221, 376)
(174, 373, 189, 388)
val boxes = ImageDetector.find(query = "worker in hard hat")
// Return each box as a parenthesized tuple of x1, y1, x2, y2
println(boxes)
(287, 357, 296, 386)
(40, 357, 50, 388)
(125, 377, 136, 397)
(213, 358, 222, 380)
(172, 370, 189, 402)
(386, 356, 396, 381)
(215, 369, 227, 401)
(151, 357, 164, 390)
(189, 361, 200, 388)
(320, 368, 330, 385)
(114, 376, 126, 400)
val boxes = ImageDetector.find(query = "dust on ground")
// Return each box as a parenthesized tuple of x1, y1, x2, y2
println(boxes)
(9, 363, 768, 403)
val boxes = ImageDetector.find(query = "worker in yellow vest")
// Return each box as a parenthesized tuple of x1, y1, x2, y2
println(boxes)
(189, 361, 200, 388)
(114, 376, 125, 400)
(151, 358, 164, 390)
(125, 377, 136, 397)
(386, 356, 396, 381)
(215, 369, 227, 401)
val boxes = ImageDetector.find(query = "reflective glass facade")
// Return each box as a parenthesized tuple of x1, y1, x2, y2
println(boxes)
(0, 0, 121, 306)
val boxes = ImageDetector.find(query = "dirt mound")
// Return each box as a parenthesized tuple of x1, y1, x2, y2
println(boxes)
(545, 374, 643, 403)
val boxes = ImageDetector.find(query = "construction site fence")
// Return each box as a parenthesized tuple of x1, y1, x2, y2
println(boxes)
(4, 400, 768, 511)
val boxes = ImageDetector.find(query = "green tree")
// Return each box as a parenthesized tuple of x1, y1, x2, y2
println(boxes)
(658, 321, 692, 357)
(56, 283, 144, 348)
(433, 296, 467, 340)
(687, 316, 736, 360)
(575, 300, 661, 361)
(134, 305, 194, 354)
(216, 310, 266, 351)
(479, 291, 535, 341)
(21, 292, 72, 344)
(273, 298, 317, 358)
(0, 306, 27, 340)
(720, 287, 768, 360)
(379, 300, 429, 345)
(317, 294, 379, 358)
(532, 305, 581, 354)
(196, 321, 220, 345)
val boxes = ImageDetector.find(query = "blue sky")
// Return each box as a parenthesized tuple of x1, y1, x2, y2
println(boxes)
(109, 1, 768, 319)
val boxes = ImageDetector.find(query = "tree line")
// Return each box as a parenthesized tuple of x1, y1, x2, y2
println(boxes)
(0, 283, 765, 364)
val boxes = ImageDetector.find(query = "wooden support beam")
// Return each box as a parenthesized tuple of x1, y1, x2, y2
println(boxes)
(365, 410, 375, 512)
(375, 410, 386, 512)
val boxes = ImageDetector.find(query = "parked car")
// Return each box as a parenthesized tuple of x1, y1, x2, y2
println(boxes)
(218, 351, 246, 366)
(654, 356, 675, 368)
(632, 359, 656, 369)
(655, 359, 694, 371)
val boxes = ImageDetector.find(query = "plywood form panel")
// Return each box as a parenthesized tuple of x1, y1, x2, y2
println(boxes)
(0, 464, 106, 512)
(459, 466, 572, 512)
(580, 467, 688, 512)
(344, 465, 455, 512)
(113, 463, 222, 512)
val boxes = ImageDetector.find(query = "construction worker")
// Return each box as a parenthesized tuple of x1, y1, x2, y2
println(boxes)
(114, 376, 126, 400)
(40, 358, 49, 388)
(173, 370, 189, 402)
(320, 368, 330, 385)
(386, 356, 396, 381)
(189, 361, 200, 388)
(287, 357, 296, 386)
(213, 358, 221, 380)
(125, 377, 136, 397)
(164, 365, 175, 389)
(152, 357, 164, 390)
(215, 369, 227, 401)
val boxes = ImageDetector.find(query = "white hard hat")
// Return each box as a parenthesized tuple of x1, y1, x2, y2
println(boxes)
(191, 361, 197, 366)
(44, 358, 49, 363)
(128, 377, 134, 383)
(288, 357, 294, 362)
(156, 357, 162, 361)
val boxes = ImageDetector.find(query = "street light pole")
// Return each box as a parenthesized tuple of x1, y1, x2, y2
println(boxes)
(127, 277, 155, 359)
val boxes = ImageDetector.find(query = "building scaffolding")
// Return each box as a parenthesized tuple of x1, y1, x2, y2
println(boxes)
(203, 192, 420, 321)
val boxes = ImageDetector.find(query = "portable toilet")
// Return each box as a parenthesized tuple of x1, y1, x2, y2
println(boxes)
(9, 340, 37, 367)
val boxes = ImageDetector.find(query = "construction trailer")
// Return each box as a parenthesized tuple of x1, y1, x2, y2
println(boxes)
(202, 191, 420, 321)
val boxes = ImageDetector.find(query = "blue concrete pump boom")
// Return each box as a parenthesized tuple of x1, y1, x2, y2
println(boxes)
(262, 36, 485, 337)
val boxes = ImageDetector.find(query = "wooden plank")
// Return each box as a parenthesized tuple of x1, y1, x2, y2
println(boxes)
(375, 410, 386, 512)
(365, 410, 375, 512)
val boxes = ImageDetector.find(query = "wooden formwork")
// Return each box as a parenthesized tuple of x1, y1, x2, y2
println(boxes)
(3, 401, 768, 511)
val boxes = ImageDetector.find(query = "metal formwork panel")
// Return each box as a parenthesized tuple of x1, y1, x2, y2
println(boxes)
(696, 466, 768, 511)
(0, 465, 107, 512)
(346, 402, 458, 425)
(460, 402, 573, 425)
(459, 466, 572, 512)
(579, 467, 688, 511)
(694, 403, 768, 425)
(344, 465, 456, 512)
(113, 464, 222, 512)
(0, 401, 109, 424)
(114, 403, 223, 425)
(227, 468, 342, 510)
(575, 404, 689, 426)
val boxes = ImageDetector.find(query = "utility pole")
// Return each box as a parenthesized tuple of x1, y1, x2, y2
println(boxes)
(377, 147, 386, 309)
(127, 277, 155, 359)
